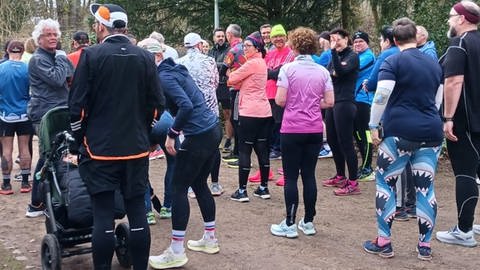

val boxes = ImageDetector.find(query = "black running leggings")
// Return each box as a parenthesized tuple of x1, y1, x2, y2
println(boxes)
(447, 128, 480, 232)
(353, 101, 373, 170)
(281, 133, 322, 226)
(237, 116, 272, 189)
(91, 191, 150, 270)
(171, 126, 222, 231)
(325, 102, 358, 180)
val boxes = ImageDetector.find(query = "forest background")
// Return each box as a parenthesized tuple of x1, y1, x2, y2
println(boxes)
(0, 0, 459, 56)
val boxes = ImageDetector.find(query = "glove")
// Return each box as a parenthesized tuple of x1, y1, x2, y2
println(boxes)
(55, 50, 67, 58)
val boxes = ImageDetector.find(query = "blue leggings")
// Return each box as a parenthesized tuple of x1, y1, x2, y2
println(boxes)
(375, 136, 441, 243)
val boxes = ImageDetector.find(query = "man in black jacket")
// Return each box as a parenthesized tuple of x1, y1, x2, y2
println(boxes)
(69, 3, 165, 269)
(208, 27, 232, 152)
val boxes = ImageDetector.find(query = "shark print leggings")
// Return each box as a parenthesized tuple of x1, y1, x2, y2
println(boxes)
(375, 136, 441, 243)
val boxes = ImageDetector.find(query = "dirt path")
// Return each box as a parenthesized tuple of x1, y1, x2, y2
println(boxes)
(0, 147, 479, 269)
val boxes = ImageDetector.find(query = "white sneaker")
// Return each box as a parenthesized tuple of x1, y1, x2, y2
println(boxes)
(476, 177, 480, 185)
(149, 247, 188, 269)
(187, 237, 220, 254)
(436, 225, 477, 247)
(270, 219, 298, 238)
(210, 183, 224, 196)
(473, 224, 480, 235)
(298, 218, 316, 236)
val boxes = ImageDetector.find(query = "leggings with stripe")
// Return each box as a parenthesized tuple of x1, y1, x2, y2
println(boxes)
(354, 101, 373, 170)
(375, 136, 441, 243)
(447, 128, 480, 232)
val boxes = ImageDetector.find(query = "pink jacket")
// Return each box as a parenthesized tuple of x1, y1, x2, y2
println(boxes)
(228, 52, 271, 118)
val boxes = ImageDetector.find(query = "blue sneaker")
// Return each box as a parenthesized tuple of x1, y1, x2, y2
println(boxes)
(363, 238, 394, 258)
(416, 244, 432, 261)
(270, 219, 298, 238)
(318, 148, 332, 158)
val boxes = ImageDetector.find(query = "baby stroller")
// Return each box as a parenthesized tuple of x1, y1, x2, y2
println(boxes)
(38, 106, 131, 270)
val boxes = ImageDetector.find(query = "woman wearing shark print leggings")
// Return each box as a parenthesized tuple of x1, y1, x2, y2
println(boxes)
(362, 18, 443, 261)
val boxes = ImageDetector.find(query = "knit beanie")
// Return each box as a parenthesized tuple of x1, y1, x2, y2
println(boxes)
(352, 31, 369, 44)
(270, 24, 286, 38)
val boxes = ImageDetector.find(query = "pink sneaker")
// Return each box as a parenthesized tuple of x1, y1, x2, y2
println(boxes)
(275, 176, 285, 186)
(334, 181, 361, 196)
(149, 149, 165, 160)
(248, 169, 274, 183)
(322, 175, 346, 187)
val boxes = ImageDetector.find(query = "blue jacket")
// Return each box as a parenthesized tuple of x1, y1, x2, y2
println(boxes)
(366, 46, 400, 92)
(355, 48, 375, 105)
(418, 40, 438, 61)
(312, 49, 331, 68)
(158, 58, 218, 136)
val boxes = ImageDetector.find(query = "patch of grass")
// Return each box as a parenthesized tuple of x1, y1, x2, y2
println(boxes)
(0, 246, 25, 270)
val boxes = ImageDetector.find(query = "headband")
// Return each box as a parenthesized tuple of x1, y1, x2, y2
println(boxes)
(453, 2, 480, 24)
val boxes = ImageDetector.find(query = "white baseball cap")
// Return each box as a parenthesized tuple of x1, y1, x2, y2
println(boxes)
(184, 33, 202, 47)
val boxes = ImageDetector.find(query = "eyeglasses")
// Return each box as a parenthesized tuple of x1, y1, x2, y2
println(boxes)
(448, 14, 461, 18)
(243, 44, 254, 49)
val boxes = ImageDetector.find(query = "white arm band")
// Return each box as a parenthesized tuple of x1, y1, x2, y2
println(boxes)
(435, 84, 444, 111)
(369, 80, 395, 128)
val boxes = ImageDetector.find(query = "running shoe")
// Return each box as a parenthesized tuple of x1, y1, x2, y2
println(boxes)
(298, 218, 316, 236)
(363, 238, 394, 258)
(222, 153, 238, 162)
(248, 169, 274, 182)
(14, 173, 22, 182)
(322, 175, 346, 188)
(394, 207, 409, 222)
(358, 167, 375, 182)
(230, 189, 249, 202)
(147, 211, 156, 225)
(20, 182, 32, 193)
(159, 207, 172, 219)
(25, 203, 45, 218)
(0, 183, 14, 195)
(270, 219, 298, 238)
(476, 177, 480, 185)
(333, 181, 361, 196)
(275, 176, 285, 186)
(149, 247, 188, 269)
(318, 148, 333, 158)
(188, 187, 196, 199)
(222, 138, 232, 153)
(210, 183, 224, 196)
(405, 206, 417, 218)
(226, 160, 239, 169)
(149, 149, 165, 160)
(473, 224, 480, 235)
(253, 186, 271, 199)
(269, 150, 282, 160)
(416, 244, 432, 261)
(436, 225, 477, 247)
(187, 237, 220, 254)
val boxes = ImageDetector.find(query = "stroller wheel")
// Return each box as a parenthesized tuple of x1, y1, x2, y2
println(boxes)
(41, 234, 61, 270)
(115, 223, 132, 268)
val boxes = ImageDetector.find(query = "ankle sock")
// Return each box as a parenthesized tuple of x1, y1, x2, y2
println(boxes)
(3, 175, 10, 186)
(204, 221, 216, 239)
(378, 236, 390, 247)
(418, 241, 430, 248)
(171, 230, 185, 254)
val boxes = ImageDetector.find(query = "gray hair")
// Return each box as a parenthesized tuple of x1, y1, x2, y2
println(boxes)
(149, 31, 165, 44)
(416, 25, 428, 39)
(226, 24, 242, 38)
(32, 18, 61, 46)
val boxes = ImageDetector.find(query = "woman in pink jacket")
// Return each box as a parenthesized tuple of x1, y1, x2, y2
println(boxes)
(228, 31, 272, 202)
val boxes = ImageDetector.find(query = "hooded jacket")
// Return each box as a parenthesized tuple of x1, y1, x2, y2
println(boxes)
(418, 40, 438, 60)
(158, 58, 218, 137)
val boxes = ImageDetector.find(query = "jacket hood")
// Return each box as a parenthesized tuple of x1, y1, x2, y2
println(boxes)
(420, 40, 436, 51)
(158, 57, 189, 76)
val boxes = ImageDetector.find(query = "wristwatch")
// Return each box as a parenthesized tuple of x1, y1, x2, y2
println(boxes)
(442, 116, 454, 122)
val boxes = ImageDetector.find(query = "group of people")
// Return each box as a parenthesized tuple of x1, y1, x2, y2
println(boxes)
(1, 0, 480, 269)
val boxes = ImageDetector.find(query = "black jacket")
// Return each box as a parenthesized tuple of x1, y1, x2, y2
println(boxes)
(328, 47, 359, 103)
(69, 34, 165, 160)
(208, 42, 230, 100)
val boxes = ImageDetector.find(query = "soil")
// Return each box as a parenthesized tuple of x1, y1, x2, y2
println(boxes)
(0, 140, 479, 270)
